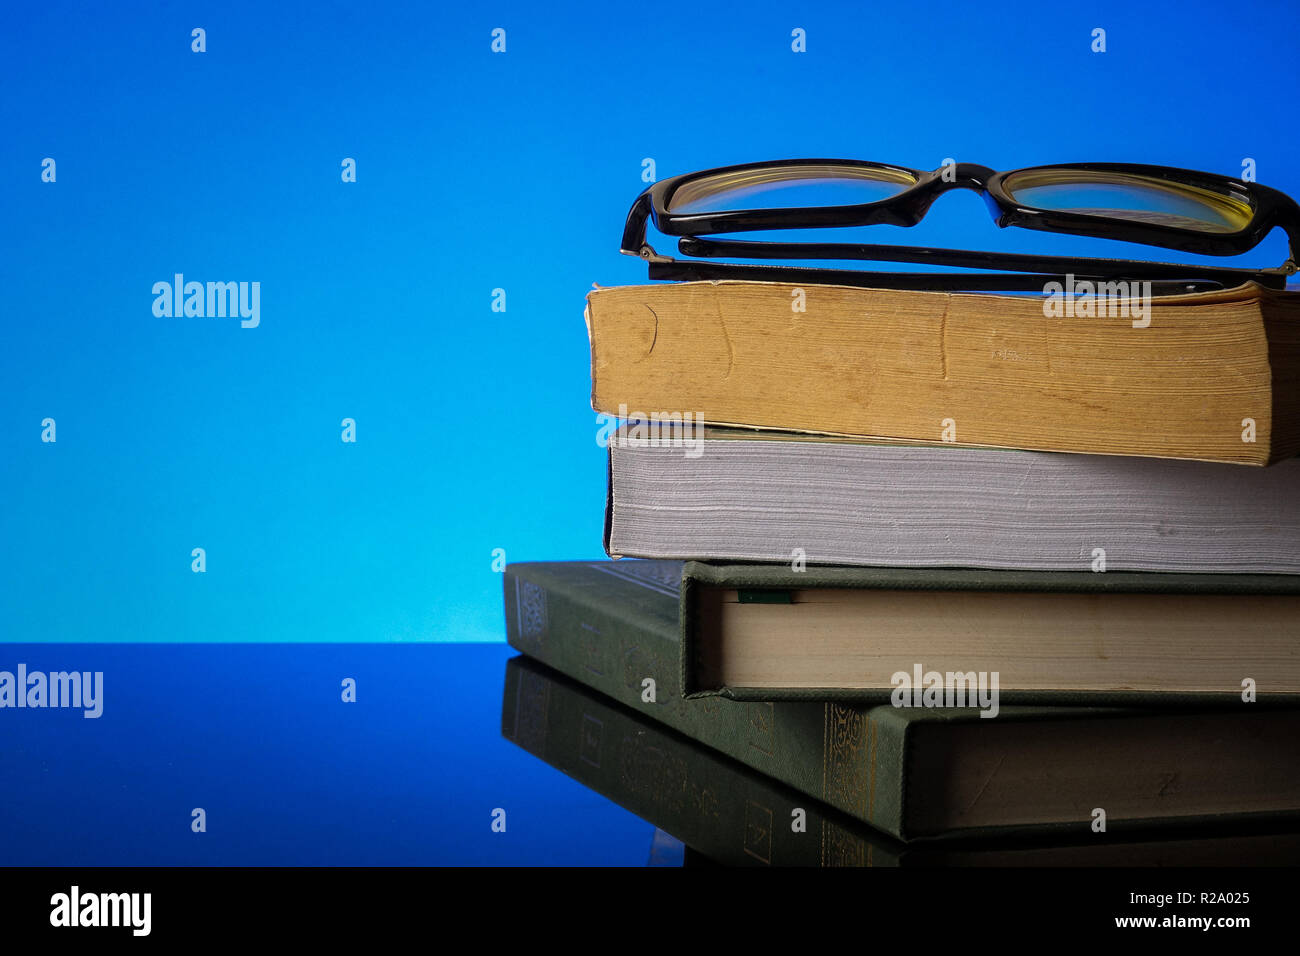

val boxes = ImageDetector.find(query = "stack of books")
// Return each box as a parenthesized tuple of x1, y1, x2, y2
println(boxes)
(502, 279, 1300, 866)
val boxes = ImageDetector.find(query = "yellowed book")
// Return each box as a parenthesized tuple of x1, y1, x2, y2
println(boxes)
(585, 280, 1300, 465)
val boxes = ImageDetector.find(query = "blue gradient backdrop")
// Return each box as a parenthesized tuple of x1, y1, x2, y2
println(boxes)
(3, 0, 1299, 868)
(2, 0, 1298, 644)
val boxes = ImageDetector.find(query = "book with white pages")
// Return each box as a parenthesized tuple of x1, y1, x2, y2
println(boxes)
(604, 425, 1300, 574)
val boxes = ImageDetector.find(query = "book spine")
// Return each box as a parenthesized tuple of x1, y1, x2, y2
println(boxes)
(502, 564, 907, 838)
(501, 657, 901, 866)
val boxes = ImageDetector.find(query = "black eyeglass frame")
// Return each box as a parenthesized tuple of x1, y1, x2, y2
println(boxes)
(619, 159, 1300, 292)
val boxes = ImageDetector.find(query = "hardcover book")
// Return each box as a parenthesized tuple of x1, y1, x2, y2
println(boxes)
(502, 655, 1300, 866)
(680, 561, 1300, 703)
(503, 560, 1300, 840)
(585, 280, 1300, 465)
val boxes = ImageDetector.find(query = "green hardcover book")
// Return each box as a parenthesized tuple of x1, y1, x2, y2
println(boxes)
(504, 559, 1300, 841)
(502, 655, 1300, 866)
(681, 561, 1300, 704)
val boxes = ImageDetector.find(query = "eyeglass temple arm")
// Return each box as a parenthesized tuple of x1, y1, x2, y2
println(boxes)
(620, 192, 656, 257)
(677, 236, 1282, 284)
(646, 258, 1233, 293)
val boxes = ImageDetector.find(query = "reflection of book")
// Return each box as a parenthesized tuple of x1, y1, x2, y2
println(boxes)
(605, 425, 1300, 574)
(502, 655, 1300, 866)
(504, 560, 1300, 841)
(585, 280, 1300, 464)
(680, 561, 1300, 702)
(646, 829, 685, 867)
(502, 655, 893, 866)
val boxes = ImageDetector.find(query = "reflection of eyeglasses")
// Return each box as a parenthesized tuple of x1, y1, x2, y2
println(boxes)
(619, 160, 1300, 293)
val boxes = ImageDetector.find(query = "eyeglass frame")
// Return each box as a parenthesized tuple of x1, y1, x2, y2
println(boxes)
(619, 159, 1300, 292)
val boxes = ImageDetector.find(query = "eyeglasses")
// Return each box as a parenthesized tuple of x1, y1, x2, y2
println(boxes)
(619, 159, 1300, 293)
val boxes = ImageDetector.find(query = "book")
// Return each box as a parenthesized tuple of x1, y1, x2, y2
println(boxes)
(503, 559, 1300, 840)
(681, 561, 1300, 703)
(502, 655, 1300, 866)
(605, 424, 1300, 573)
(584, 280, 1300, 465)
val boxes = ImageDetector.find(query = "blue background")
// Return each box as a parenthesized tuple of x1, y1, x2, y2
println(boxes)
(2, 0, 1298, 865)
(3, 0, 1298, 644)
